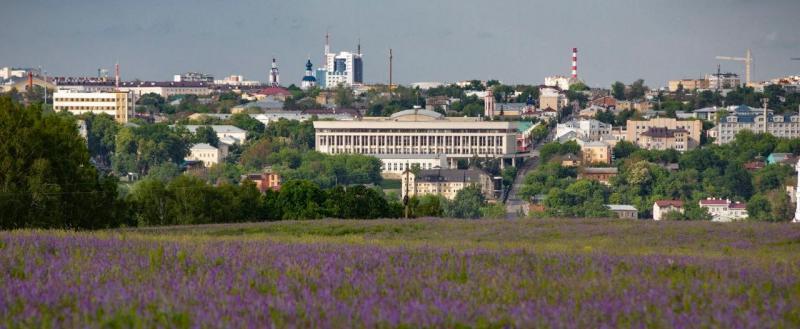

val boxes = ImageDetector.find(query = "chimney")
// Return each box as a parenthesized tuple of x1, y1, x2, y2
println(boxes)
(571, 48, 578, 79)
(115, 63, 120, 90)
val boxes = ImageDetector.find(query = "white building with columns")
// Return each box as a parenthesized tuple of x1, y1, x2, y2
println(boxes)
(313, 109, 520, 174)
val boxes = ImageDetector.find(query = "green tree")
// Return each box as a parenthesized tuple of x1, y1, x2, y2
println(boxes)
(444, 185, 485, 219)
(613, 141, 638, 160)
(277, 180, 325, 219)
(611, 81, 626, 100)
(0, 96, 128, 229)
(193, 125, 220, 147)
(334, 86, 355, 108)
(83, 113, 119, 167)
(129, 178, 174, 226)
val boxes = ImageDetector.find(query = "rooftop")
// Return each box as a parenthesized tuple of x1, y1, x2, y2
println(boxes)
(176, 125, 246, 134)
(581, 167, 618, 174)
(607, 204, 638, 211)
(190, 143, 217, 150)
(640, 127, 688, 138)
(414, 169, 489, 183)
(655, 200, 684, 208)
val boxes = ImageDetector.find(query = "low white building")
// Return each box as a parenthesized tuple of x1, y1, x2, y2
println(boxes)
(53, 89, 132, 123)
(178, 125, 247, 145)
(555, 119, 612, 142)
(186, 143, 223, 168)
(544, 75, 578, 91)
(699, 198, 748, 222)
(376, 154, 447, 179)
(653, 200, 684, 220)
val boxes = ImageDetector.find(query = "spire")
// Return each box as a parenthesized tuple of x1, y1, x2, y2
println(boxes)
(325, 31, 330, 55)
(357, 38, 361, 55)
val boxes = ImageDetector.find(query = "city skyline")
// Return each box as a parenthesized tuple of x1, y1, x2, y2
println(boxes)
(3, 0, 800, 87)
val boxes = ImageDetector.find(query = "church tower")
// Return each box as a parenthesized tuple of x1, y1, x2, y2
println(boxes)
(269, 58, 280, 87)
(301, 58, 317, 90)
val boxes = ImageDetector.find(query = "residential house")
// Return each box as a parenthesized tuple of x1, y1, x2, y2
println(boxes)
(626, 118, 702, 151)
(607, 204, 638, 219)
(581, 141, 612, 165)
(578, 167, 618, 185)
(254, 86, 292, 101)
(589, 96, 617, 109)
(241, 169, 281, 192)
(560, 153, 581, 167)
(185, 143, 222, 168)
(698, 198, 748, 222)
(653, 200, 684, 220)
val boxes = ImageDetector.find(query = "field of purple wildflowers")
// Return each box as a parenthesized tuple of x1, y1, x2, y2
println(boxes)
(2, 218, 800, 328)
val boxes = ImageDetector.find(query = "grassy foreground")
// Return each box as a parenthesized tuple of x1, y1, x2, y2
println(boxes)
(2, 218, 800, 327)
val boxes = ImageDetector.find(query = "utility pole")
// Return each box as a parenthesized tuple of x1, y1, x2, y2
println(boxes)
(762, 98, 769, 134)
(403, 167, 409, 219)
(389, 48, 393, 100)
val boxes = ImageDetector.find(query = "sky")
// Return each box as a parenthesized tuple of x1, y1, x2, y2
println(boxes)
(3, 0, 800, 88)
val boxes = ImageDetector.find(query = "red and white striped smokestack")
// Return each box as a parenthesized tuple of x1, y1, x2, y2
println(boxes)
(571, 48, 578, 79)
(115, 63, 120, 90)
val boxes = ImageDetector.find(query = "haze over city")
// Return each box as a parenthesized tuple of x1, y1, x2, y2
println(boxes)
(4, 0, 799, 86)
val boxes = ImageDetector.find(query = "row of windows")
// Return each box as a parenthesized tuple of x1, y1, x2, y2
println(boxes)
(317, 128, 514, 134)
(382, 162, 440, 172)
(319, 135, 505, 147)
(329, 147, 505, 155)
(57, 106, 120, 111)
(54, 97, 120, 102)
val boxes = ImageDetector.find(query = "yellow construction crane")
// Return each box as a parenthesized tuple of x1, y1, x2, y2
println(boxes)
(716, 48, 753, 84)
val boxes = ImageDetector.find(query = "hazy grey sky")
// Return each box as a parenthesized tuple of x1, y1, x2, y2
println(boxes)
(3, 0, 799, 88)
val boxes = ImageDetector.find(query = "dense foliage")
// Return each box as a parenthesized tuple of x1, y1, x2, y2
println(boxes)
(0, 96, 129, 229)
(522, 131, 799, 220)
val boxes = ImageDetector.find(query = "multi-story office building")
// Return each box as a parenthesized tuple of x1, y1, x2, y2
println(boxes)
(322, 36, 363, 87)
(53, 89, 132, 123)
(401, 169, 495, 201)
(626, 118, 702, 151)
(313, 109, 519, 172)
(325, 50, 363, 87)
(715, 105, 800, 144)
